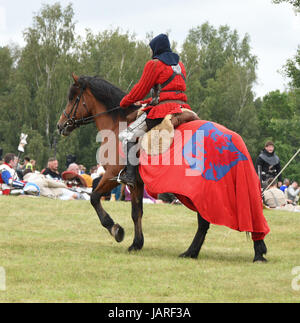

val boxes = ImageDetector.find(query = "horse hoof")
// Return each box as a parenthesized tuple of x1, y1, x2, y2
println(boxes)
(253, 256, 268, 263)
(179, 250, 198, 259)
(112, 224, 125, 243)
(128, 242, 143, 252)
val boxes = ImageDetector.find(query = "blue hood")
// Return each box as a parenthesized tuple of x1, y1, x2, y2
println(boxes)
(149, 34, 179, 66)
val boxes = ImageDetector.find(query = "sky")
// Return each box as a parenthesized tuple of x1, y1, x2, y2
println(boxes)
(0, 0, 299, 98)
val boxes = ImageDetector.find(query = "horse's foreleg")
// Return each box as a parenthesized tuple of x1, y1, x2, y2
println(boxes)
(90, 175, 125, 243)
(179, 213, 210, 259)
(128, 180, 144, 252)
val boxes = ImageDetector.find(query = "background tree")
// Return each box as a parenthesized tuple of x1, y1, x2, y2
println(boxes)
(181, 23, 259, 156)
(0, 3, 298, 179)
(2, 3, 78, 170)
(256, 90, 300, 181)
(272, 0, 300, 9)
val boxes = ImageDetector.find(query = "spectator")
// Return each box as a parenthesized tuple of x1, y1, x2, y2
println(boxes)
(280, 178, 290, 192)
(256, 141, 282, 188)
(67, 163, 80, 174)
(90, 166, 98, 180)
(30, 159, 37, 172)
(96, 163, 106, 177)
(286, 181, 300, 205)
(79, 164, 86, 174)
(23, 169, 82, 200)
(68, 164, 94, 188)
(264, 178, 300, 212)
(0, 153, 25, 195)
(23, 157, 33, 172)
(111, 184, 122, 201)
(42, 158, 61, 180)
(263, 178, 287, 208)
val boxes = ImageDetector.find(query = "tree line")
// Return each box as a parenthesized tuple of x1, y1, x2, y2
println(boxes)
(0, 2, 299, 181)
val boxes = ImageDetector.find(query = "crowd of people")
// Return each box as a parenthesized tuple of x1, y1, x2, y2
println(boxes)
(0, 153, 179, 204)
(0, 140, 299, 209)
(255, 141, 300, 212)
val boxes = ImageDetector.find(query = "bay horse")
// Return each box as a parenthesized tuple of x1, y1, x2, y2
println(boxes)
(57, 74, 268, 262)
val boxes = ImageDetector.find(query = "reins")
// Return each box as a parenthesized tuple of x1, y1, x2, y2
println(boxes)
(62, 86, 122, 128)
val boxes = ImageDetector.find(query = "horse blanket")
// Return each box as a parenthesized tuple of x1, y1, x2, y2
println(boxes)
(139, 120, 270, 240)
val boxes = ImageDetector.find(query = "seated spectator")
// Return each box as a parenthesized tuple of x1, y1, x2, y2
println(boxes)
(110, 184, 122, 201)
(79, 164, 86, 174)
(263, 179, 287, 208)
(23, 156, 33, 172)
(280, 178, 290, 192)
(286, 181, 300, 205)
(23, 169, 87, 200)
(264, 178, 300, 212)
(81, 173, 93, 188)
(90, 166, 98, 180)
(30, 159, 37, 172)
(61, 163, 91, 199)
(96, 163, 105, 177)
(42, 158, 61, 180)
(0, 153, 26, 195)
(67, 163, 80, 174)
(66, 163, 93, 188)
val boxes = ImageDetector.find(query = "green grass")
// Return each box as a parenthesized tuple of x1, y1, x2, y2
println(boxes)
(0, 196, 299, 303)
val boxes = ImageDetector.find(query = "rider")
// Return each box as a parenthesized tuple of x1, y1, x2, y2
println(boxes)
(118, 33, 193, 187)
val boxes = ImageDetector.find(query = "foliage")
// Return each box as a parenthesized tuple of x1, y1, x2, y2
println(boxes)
(181, 23, 259, 156)
(0, 3, 299, 181)
(272, 0, 300, 9)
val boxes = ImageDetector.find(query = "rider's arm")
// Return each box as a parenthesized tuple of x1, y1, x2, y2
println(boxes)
(120, 60, 161, 108)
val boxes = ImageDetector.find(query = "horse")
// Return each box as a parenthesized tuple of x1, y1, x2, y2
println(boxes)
(57, 74, 269, 262)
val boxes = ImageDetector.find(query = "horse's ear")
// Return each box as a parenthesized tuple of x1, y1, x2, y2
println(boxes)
(72, 73, 79, 85)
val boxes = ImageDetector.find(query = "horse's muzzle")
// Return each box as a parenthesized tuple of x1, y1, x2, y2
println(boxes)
(57, 122, 72, 137)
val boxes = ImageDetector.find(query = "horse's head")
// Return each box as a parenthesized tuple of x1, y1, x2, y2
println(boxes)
(57, 73, 93, 136)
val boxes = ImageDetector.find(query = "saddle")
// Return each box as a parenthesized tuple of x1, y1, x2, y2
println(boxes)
(137, 108, 199, 156)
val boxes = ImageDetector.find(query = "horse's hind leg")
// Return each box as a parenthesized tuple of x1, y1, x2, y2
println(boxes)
(128, 179, 144, 251)
(179, 213, 210, 259)
(253, 240, 267, 262)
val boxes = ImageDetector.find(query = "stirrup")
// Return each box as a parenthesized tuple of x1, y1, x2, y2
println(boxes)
(116, 168, 136, 188)
(116, 168, 126, 184)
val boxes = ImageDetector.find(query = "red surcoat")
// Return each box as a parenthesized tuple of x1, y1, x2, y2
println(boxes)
(120, 59, 191, 119)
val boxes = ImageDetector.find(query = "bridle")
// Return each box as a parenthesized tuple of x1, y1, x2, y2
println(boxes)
(62, 85, 122, 129)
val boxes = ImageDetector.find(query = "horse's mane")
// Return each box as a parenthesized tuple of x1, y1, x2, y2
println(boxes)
(74, 76, 138, 119)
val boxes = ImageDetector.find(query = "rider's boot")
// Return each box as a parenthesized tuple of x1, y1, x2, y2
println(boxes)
(118, 141, 137, 188)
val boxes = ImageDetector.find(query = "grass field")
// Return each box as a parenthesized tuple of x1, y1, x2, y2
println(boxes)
(0, 196, 299, 303)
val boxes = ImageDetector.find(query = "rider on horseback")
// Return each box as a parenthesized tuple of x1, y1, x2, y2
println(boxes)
(118, 34, 193, 187)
